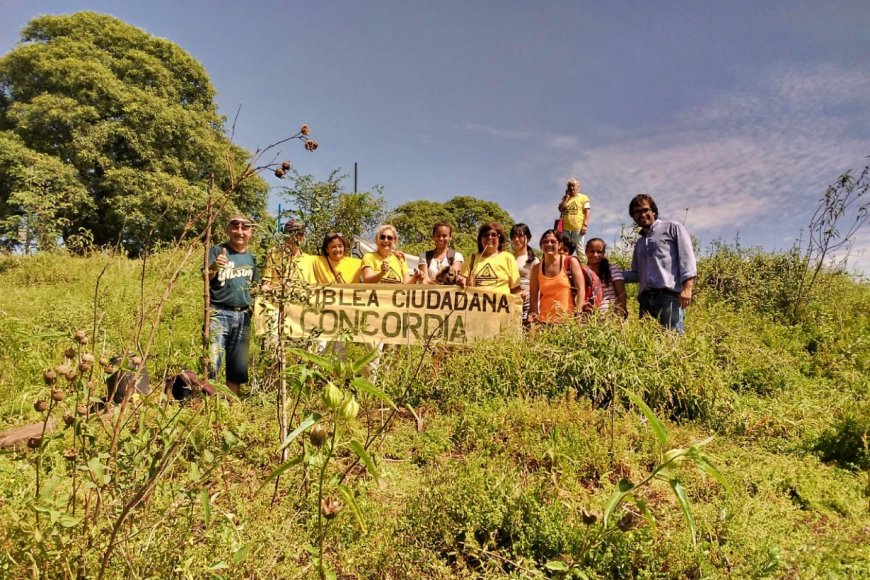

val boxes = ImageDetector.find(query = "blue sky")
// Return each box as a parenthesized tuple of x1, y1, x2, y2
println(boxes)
(2, 1, 869, 270)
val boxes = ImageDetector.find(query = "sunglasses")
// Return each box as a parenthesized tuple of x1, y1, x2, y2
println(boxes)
(229, 220, 253, 229)
(483, 232, 500, 238)
(379, 234, 395, 241)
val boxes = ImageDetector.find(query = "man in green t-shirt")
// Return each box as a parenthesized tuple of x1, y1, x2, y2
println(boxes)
(207, 215, 259, 394)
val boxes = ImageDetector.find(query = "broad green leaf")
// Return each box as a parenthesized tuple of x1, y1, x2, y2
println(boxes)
(337, 484, 368, 534)
(603, 479, 634, 526)
(544, 560, 570, 571)
(232, 544, 250, 565)
(351, 347, 380, 373)
(256, 455, 302, 492)
(209, 562, 230, 571)
(351, 377, 396, 410)
(625, 390, 668, 447)
(287, 348, 335, 371)
(201, 489, 212, 529)
(662, 448, 688, 465)
(280, 414, 320, 450)
(688, 449, 729, 491)
(349, 439, 378, 479)
(669, 479, 697, 546)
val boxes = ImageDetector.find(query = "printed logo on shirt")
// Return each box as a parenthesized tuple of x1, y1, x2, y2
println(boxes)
(217, 262, 254, 283)
(381, 264, 403, 284)
(474, 264, 498, 287)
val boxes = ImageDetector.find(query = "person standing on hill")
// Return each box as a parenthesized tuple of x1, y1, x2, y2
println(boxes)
(207, 215, 260, 394)
(622, 194, 697, 334)
(558, 177, 591, 255)
(262, 219, 316, 288)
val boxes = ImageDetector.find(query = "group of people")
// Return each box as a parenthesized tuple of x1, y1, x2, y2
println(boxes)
(206, 182, 697, 393)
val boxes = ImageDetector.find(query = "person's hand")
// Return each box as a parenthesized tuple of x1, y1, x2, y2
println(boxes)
(380, 261, 389, 275)
(215, 247, 228, 268)
(457, 275, 467, 289)
(393, 250, 406, 262)
(679, 286, 693, 308)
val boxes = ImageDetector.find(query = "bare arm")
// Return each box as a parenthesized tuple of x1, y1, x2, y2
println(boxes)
(679, 277, 694, 309)
(568, 257, 586, 314)
(528, 263, 541, 322)
(614, 277, 628, 318)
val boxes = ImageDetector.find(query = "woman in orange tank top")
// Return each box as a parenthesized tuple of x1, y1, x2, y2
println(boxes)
(529, 229, 585, 324)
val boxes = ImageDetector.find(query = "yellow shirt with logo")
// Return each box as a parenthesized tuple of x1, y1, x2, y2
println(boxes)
(461, 251, 520, 294)
(263, 249, 316, 285)
(562, 193, 590, 232)
(313, 256, 363, 284)
(361, 252, 409, 284)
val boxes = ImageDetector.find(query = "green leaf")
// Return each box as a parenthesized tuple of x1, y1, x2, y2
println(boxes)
(669, 479, 697, 546)
(337, 484, 367, 534)
(349, 439, 378, 479)
(630, 497, 657, 533)
(544, 560, 570, 571)
(287, 348, 335, 372)
(351, 377, 396, 410)
(624, 390, 668, 447)
(351, 347, 380, 373)
(201, 489, 212, 529)
(688, 448, 729, 491)
(256, 455, 302, 493)
(280, 414, 320, 450)
(603, 479, 634, 526)
(232, 544, 250, 565)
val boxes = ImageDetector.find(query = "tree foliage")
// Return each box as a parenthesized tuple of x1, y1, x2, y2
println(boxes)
(279, 169, 387, 254)
(389, 196, 513, 256)
(0, 12, 267, 254)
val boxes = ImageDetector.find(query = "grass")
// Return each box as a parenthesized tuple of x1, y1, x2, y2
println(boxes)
(0, 244, 867, 578)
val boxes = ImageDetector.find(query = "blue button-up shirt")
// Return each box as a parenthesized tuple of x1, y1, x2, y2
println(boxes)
(622, 219, 697, 295)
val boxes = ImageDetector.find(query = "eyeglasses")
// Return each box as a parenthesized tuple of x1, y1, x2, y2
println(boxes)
(483, 232, 500, 239)
(229, 220, 253, 229)
(379, 234, 395, 241)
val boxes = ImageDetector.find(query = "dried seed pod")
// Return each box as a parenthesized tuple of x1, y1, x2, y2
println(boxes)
(281, 160, 292, 171)
(300, 124, 311, 136)
(304, 140, 319, 151)
(64, 369, 78, 382)
(64, 347, 77, 359)
(63, 413, 75, 426)
(43, 369, 58, 386)
(321, 496, 342, 519)
(274, 168, 285, 178)
(51, 389, 66, 402)
(81, 353, 95, 364)
(617, 511, 639, 532)
(34, 400, 49, 413)
(27, 437, 41, 449)
(309, 424, 328, 447)
(581, 508, 599, 525)
(56, 364, 71, 376)
(79, 361, 93, 372)
(63, 449, 78, 461)
(99, 357, 109, 367)
(73, 330, 87, 344)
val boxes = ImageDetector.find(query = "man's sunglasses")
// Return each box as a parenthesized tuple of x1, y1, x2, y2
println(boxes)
(229, 220, 253, 229)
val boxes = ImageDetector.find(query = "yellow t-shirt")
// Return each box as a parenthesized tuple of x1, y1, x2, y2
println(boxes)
(313, 256, 362, 284)
(562, 193, 590, 232)
(361, 252, 409, 284)
(263, 249, 316, 285)
(461, 251, 520, 294)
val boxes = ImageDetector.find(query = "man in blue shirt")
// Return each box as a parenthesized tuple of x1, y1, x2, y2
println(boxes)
(622, 194, 697, 334)
(207, 215, 259, 394)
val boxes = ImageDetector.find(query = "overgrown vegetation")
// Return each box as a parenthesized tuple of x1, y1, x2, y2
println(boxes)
(0, 235, 867, 578)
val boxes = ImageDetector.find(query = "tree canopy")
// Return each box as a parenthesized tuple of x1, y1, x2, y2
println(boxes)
(0, 12, 267, 254)
(279, 169, 388, 255)
(389, 196, 513, 257)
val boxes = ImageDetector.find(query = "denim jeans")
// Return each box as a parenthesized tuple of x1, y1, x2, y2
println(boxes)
(638, 289, 685, 335)
(209, 307, 252, 384)
(565, 229, 585, 256)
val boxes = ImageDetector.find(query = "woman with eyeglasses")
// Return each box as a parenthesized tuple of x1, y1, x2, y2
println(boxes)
(313, 232, 363, 284)
(458, 223, 521, 295)
(360, 224, 414, 284)
(529, 229, 585, 324)
(509, 223, 539, 324)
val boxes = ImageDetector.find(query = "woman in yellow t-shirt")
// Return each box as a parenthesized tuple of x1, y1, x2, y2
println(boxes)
(360, 224, 415, 284)
(458, 223, 521, 295)
(313, 232, 362, 284)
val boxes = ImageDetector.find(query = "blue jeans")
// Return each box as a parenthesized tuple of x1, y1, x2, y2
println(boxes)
(638, 289, 685, 335)
(209, 307, 252, 385)
(565, 230, 585, 256)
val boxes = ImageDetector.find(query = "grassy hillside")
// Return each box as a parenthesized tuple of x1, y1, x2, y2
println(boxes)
(0, 244, 867, 578)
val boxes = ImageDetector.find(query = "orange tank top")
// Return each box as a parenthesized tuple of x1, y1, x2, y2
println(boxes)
(538, 256, 575, 323)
